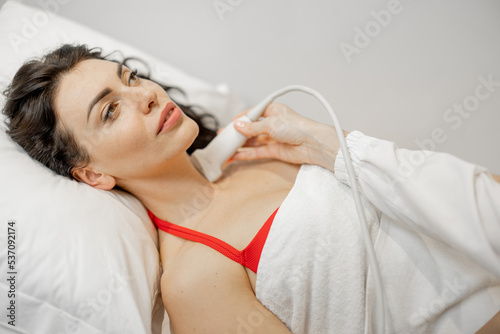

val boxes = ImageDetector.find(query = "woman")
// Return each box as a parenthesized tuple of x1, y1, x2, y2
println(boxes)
(3, 44, 500, 333)
(2, 43, 305, 333)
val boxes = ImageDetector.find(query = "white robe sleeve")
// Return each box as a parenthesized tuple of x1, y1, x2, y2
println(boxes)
(334, 131, 500, 277)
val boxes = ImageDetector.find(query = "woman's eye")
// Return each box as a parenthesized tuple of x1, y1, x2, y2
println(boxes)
(129, 69, 139, 85)
(103, 103, 118, 122)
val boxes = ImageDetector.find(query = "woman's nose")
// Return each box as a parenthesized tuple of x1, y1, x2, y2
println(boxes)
(131, 87, 156, 114)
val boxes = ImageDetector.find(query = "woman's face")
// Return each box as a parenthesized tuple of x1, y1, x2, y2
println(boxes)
(54, 58, 199, 185)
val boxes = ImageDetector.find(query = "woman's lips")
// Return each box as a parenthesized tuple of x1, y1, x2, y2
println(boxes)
(157, 101, 181, 135)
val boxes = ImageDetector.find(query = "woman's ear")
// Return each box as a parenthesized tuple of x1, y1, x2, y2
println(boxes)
(71, 167, 116, 190)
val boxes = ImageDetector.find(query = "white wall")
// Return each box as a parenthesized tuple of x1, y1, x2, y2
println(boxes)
(16, 0, 500, 173)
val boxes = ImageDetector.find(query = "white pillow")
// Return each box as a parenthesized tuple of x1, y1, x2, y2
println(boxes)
(0, 1, 245, 333)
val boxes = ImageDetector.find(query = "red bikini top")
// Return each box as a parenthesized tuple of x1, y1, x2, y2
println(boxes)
(147, 207, 280, 274)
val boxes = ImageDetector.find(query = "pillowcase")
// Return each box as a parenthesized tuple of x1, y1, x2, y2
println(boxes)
(0, 1, 245, 333)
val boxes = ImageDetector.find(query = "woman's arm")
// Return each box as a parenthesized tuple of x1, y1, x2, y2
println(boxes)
(232, 104, 500, 276)
(161, 261, 292, 334)
(333, 131, 500, 277)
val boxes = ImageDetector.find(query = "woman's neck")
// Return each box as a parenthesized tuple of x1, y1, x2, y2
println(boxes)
(118, 151, 224, 224)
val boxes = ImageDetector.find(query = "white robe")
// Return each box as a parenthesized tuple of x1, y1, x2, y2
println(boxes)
(255, 131, 500, 333)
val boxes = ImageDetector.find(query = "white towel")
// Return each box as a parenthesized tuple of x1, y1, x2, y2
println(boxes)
(256, 164, 500, 333)
(256, 163, 381, 333)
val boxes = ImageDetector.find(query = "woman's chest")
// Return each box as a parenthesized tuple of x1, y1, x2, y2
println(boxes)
(159, 160, 301, 289)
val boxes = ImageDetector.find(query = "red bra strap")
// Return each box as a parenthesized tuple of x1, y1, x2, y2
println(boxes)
(148, 207, 279, 273)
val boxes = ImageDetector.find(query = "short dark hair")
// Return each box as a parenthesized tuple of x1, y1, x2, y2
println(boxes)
(2, 44, 219, 180)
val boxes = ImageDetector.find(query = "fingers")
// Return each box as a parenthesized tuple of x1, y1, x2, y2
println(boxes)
(233, 103, 293, 132)
(231, 145, 274, 161)
(231, 142, 287, 162)
(242, 135, 274, 147)
(234, 117, 271, 138)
